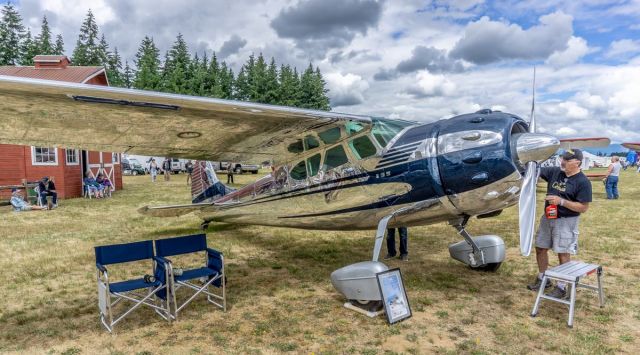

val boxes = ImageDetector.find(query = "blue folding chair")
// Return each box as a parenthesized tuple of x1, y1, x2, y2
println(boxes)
(154, 234, 226, 319)
(95, 240, 171, 332)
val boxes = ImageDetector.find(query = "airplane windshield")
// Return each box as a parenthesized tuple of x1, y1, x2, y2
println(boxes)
(371, 118, 414, 147)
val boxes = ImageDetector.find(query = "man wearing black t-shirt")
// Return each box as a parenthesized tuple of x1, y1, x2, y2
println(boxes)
(38, 176, 58, 209)
(527, 149, 592, 299)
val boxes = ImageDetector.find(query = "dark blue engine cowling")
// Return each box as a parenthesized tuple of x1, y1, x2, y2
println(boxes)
(435, 111, 527, 197)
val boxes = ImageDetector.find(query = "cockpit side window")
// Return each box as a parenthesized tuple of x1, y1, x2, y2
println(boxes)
(304, 135, 320, 150)
(290, 160, 307, 180)
(323, 145, 349, 170)
(371, 118, 413, 147)
(348, 135, 377, 159)
(307, 153, 321, 176)
(318, 127, 341, 144)
(345, 122, 365, 136)
(287, 139, 304, 153)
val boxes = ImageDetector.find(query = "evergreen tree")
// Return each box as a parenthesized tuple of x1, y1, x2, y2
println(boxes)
(249, 53, 268, 102)
(278, 64, 300, 107)
(19, 29, 39, 65)
(234, 66, 249, 101)
(299, 63, 330, 111)
(98, 34, 110, 66)
(264, 57, 279, 104)
(35, 15, 53, 54)
(133, 36, 161, 90)
(188, 52, 207, 96)
(106, 47, 123, 87)
(219, 61, 234, 99)
(161, 33, 190, 94)
(71, 10, 102, 65)
(53, 34, 64, 55)
(313, 66, 331, 111)
(123, 60, 133, 88)
(206, 52, 221, 97)
(0, 2, 26, 65)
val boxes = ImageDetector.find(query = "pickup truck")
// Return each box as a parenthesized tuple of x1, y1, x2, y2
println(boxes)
(213, 162, 260, 174)
(122, 158, 146, 175)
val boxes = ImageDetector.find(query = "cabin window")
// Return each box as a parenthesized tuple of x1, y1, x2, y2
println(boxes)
(65, 149, 79, 165)
(349, 135, 377, 159)
(287, 139, 304, 153)
(290, 160, 308, 180)
(371, 118, 413, 147)
(31, 147, 58, 165)
(304, 135, 320, 150)
(345, 121, 365, 136)
(323, 145, 349, 170)
(318, 127, 341, 144)
(307, 153, 321, 177)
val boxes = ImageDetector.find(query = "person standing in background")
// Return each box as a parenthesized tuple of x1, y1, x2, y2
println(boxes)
(604, 156, 621, 199)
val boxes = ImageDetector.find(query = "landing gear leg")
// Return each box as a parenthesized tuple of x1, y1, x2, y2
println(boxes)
(448, 216, 505, 271)
(372, 215, 393, 261)
(451, 216, 486, 267)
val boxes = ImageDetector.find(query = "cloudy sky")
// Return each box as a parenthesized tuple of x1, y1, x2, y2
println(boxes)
(14, 0, 640, 142)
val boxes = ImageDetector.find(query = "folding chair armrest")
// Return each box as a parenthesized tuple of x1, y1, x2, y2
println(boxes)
(206, 248, 223, 258)
(153, 256, 172, 265)
(96, 263, 108, 273)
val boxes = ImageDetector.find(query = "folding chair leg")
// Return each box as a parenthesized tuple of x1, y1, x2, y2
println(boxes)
(567, 282, 577, 328)
(530, 276, 547, 317)
(597, 269, 605, 308)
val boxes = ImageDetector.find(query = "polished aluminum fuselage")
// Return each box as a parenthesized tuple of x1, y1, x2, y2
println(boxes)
(198, 111, 531, 230)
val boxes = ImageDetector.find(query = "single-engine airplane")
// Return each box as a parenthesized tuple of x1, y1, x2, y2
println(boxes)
(0, 75, 609, 273)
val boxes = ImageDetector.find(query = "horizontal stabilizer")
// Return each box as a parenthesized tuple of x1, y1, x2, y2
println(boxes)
(560, 137, 610, 149)
(138, 203, 211, 217)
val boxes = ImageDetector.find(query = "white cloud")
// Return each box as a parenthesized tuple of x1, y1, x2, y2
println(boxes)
(450, 11, 574, 64)
(556, 127, 577, 136)
(605, 39, 640, 59)
(404, 71, 456, 98)
(546, 36, 590, 67)
(325, 72, 370, 107)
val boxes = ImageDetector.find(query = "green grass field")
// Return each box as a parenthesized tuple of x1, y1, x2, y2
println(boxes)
(1, 169, 638, 354)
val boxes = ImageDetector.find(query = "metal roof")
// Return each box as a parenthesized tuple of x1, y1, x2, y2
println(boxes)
(0, 65, 105, 84)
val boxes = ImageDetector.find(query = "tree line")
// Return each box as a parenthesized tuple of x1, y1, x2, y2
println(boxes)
(0, 4, 331, 110)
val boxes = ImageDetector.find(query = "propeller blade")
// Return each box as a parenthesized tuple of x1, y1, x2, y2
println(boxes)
(519, 161, 539, 256)
(519, 66, 539, 257)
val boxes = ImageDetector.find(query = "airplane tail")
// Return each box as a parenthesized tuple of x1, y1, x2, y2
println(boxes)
(191, 161, 235, 203)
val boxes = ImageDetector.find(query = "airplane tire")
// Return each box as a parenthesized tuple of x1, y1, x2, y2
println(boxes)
(473, 262, 502, 272)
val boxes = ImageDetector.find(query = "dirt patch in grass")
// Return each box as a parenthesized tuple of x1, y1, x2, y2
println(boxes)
(0, 169, 639, 353)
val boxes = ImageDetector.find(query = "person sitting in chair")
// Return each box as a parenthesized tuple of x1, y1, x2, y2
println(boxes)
(38, 176, 58, 209)
(10, 188, 46, 211)
(84, 173, 102, 198)
(96, 173, 112, 196)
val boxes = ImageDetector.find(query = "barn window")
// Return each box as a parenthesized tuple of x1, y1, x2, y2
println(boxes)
(112, 153, 120, 164)
(31, 147, 58, 165)
(65, 149, 79, 165)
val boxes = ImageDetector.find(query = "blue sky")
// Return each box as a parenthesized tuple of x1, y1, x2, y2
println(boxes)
(11, 0, 640, 142)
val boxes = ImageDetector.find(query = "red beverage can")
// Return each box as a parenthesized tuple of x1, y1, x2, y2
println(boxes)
(545, 204, 558, 219)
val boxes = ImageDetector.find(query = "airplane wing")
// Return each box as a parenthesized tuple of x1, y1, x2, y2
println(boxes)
(559, 137, 610, 150)
(0, 75, 377, 164)
(622, 143, 640, 152)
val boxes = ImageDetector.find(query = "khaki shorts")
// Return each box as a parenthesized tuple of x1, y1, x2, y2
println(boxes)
(535, 215, 580, 254)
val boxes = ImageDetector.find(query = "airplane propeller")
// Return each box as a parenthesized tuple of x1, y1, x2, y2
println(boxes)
(516, 67, 559, 256)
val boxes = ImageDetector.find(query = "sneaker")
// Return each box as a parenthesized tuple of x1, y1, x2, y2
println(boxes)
(400, 254, 409, 262)
(527, 276, 553, 291)
(546, 286, 567, 299)
(383, 253, 396, 260)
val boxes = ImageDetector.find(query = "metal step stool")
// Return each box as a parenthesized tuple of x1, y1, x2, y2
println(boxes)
(531, 260, 605, 328)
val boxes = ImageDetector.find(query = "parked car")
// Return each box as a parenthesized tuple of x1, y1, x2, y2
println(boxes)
(170, 158, 187, 174)
(122, 158, 146, 175)
(213, 162, 260, 174)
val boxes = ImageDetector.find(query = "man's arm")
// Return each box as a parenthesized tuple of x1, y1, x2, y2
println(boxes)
(545, 195, 590, 213)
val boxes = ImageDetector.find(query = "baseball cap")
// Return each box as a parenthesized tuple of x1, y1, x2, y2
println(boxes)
(11, 188, 18, 193)
(561, 149, 583, 161)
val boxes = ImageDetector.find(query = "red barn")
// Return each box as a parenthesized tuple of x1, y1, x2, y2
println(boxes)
(0, 55, 122, 199)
